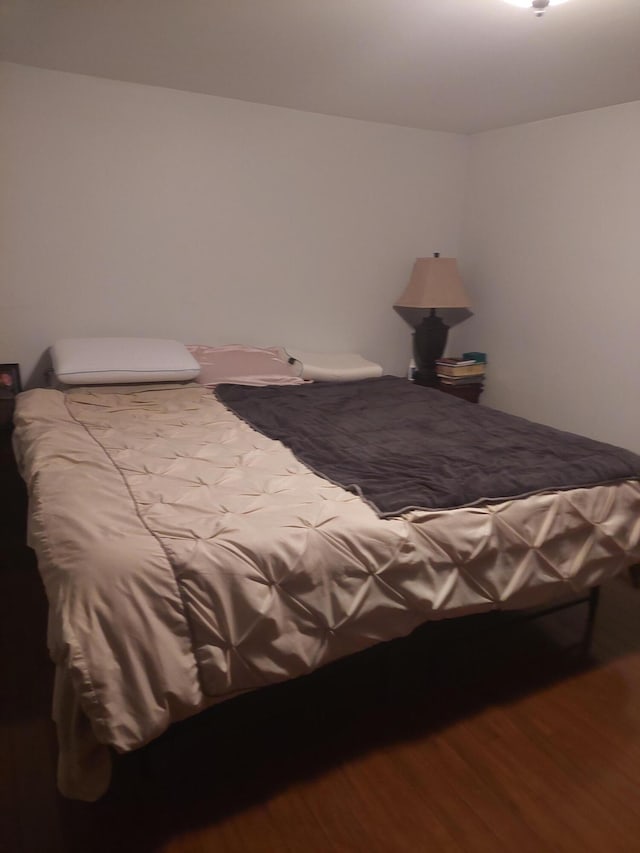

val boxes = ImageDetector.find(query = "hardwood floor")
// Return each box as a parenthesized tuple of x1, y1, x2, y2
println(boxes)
(3, 433, 640, 852)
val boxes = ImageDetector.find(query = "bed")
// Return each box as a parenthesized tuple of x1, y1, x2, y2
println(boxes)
(12, 343, 640, 801)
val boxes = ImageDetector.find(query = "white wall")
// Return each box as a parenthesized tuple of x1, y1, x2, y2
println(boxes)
(451, 100, 640, 453)
(0, 62, 468, 386)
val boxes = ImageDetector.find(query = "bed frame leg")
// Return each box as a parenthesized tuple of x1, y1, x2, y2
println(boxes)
(629, 564, 640, 588)
(581, 585, 600, 655)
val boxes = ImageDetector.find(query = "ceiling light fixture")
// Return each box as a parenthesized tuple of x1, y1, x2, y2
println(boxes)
(503, 0, 570, 17)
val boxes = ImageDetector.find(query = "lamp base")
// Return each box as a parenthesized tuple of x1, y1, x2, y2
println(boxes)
(412, 310, 449, 385)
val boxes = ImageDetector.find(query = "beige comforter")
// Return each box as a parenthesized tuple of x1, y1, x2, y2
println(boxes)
(13, 384, 640, 799)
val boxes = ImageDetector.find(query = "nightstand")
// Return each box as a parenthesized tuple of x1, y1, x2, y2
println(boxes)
(413, 371, 483, 404)
(0, 364, 21, 429)
(0, 422, 23, 544)
(0, 403, 17, 485)
(0, 398, 16, 431)
(433, 381, 483, 404)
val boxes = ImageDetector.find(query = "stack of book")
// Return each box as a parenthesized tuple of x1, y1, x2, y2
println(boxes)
(435, 356, 486, 386)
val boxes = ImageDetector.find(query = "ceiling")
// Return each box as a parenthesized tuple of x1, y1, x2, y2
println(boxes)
(1, 0, 639, 134)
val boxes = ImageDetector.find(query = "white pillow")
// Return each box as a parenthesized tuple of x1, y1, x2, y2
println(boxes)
(51, 338, 201, 385)
(285, 350, 383, 382)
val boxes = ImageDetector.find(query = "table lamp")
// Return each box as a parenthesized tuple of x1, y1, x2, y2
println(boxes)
(394, 254, 471, 385)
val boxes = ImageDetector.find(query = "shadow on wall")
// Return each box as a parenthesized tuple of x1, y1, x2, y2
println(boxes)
(26, 349, 54, 390)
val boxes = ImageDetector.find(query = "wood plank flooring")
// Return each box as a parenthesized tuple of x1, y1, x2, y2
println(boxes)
(3, 435, 640, 852)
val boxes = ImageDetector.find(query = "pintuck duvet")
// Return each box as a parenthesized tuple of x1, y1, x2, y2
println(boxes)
(12, 382, 640, 801)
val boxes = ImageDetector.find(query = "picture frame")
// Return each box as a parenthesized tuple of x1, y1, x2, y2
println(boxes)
(0, 363, 22, 397)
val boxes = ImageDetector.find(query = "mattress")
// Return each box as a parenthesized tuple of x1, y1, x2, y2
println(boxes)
(13, 382, 640, 800)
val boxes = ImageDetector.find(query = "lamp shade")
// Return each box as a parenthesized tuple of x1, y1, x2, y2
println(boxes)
(394, 257, 471, 309)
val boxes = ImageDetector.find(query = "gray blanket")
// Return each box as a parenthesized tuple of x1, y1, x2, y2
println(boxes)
(216, 377, 640, 516)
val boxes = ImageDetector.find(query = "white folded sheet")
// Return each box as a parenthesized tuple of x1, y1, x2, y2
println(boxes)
(285, 349, 383, 382)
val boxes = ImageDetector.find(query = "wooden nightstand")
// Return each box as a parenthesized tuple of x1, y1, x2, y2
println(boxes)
(0, 404, 17, 485)
(434, 381, 483, 403)
(413, 371, 483, 403)
(0, 398, 16, 431)
(0, 364, 21, 429)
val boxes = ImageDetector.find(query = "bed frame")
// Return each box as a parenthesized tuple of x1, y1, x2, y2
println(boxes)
(11, 379, 640, 800)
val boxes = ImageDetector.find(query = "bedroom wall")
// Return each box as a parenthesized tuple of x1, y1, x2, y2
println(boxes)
(0, 62, 468, 386)
(450, 100, 640, 454)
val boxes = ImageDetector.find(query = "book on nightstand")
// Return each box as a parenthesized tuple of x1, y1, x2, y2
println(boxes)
(435, 358, 477, 367)
(436, 363, 485, 379)
(435, 355, 486, 383)
(438, 375, 484, 386)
